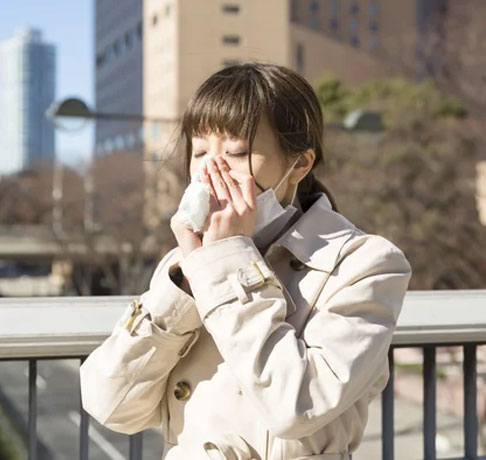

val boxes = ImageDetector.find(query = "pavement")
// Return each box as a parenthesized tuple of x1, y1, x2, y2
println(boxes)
(353, 387, 484, 459)
(0, 359, 164, 460)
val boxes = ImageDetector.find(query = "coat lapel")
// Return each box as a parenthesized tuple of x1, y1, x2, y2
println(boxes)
(269, 193, 359, 323)
(273, 193, 358, 273)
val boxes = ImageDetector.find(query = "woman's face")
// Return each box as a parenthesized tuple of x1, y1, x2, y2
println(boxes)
(189, 116, 296, 205)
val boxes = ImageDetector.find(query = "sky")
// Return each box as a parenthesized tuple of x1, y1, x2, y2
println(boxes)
(0, 0, 94, 167)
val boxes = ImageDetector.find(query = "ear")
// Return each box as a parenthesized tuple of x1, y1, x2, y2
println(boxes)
(289, 148, 316, 185)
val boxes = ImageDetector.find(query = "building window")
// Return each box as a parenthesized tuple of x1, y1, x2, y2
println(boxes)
(350, 35, 360, 47)
(105, 47, 114, 64)
(309, 0, 319, 29)
(113, 39, 122, 57)
(115, 135, 125, 150)
(125, 30, 134, 49)
(350, 2, 359, 15)
(369, 21, 379, 32)
(350, 19, 358, 32)
(330, 0, 339, 15)
(137, 21, 143, 41)
(330, 18, 339, 31)
(126, 132, 136, 148)
(369, 36, 379, 52)
(222, 35, 241, 45)
(96, 52, 106, 68)
(296, 42, 304, 74)
(370, 3, 379, 17)
(290, 0, 299, 22)
(222, 4, 240, 14)
(104, 138, 114, 153)
(152, 14, 158, 26)
(165, 4, 172, 16)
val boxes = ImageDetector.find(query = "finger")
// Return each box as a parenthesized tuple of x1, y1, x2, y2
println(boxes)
(198, 162, 217, 201)
(207, 157, 231, 204)
(200, 165, 220, 212)
(199, 163, 210, 184)
(228, 169, 256, 209)
(215, 157, 246, 208)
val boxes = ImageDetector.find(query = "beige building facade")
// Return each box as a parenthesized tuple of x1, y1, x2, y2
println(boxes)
(142, 0, 437, 228)
(143, 0, 290, 228)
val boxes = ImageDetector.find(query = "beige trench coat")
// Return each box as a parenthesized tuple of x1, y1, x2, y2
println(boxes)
(80, 193, 412, 460)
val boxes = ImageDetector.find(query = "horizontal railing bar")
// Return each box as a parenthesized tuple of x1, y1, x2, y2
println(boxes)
(392, 341, 486, 348)
(438, 457, 486, 460)
(0, 355, 90, 362)
(1, 290, 486, 358)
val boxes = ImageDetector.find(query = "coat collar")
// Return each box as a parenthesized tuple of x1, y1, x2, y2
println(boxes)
(271, 193, 358, 272)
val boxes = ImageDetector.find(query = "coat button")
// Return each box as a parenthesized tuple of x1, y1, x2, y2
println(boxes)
(289, 257, 306, 271)
(174, 381, 191, 401)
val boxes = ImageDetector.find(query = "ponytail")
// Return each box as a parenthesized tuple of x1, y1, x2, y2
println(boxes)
(296, 172, 339, 214)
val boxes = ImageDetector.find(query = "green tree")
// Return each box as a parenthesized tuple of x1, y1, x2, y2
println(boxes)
(313, 77, 485, 289)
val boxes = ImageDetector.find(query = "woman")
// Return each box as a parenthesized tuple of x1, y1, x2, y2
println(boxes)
(80, 62, 412, 460)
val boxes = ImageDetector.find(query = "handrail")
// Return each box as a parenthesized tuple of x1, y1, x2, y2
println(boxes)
(1, 290, 485, 359)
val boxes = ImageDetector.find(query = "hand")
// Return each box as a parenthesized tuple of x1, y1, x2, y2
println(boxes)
(170, 208, 203, 259)
(201, 156, 257, 246)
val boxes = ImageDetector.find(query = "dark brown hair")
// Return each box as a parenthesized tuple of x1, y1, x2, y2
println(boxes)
(180, 61, 338, 213)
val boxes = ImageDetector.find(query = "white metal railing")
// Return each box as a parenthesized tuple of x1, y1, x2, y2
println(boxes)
(0, 290, 485, 460)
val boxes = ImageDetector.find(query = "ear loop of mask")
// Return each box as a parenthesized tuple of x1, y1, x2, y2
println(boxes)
(250, 150, 301, 193)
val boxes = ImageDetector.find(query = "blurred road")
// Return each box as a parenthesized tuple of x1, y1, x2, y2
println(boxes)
(0, 359, 164, 460)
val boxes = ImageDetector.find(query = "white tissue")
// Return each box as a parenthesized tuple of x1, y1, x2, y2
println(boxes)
(176, 155, 214, 232)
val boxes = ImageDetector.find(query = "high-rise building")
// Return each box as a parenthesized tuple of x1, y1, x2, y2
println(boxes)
(289, 0, 447, 85)
(0, 28, 56, 175)
(94, 0, 144, 155)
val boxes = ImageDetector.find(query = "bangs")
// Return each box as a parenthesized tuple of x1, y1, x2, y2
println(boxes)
(182, 65, 269, 145)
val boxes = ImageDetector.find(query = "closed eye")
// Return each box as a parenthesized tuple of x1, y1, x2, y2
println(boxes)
(193, 151, 249, 159)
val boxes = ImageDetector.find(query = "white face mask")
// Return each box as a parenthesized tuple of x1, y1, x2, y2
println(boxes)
(251, 156, 301, 249)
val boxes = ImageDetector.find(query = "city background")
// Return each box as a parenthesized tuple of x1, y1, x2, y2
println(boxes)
(0, 0, 485, 459)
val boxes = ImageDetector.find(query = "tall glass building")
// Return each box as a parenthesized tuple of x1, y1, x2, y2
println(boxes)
(0, 28, 56, 175)
(95, 0, 143, 155)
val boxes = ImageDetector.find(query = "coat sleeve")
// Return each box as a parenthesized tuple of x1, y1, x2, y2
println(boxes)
(79, 247, 202, 435)
(179, 234, 412, 439)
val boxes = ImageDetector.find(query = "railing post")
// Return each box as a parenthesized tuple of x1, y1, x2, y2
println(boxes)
(464, 343, 478, 459)
(79, 357, 90, 460)
(129, 432, 143, 460)
(423, 346, 436, 460)
(28, 359, 38, 460)
(382, 347, 395, 460)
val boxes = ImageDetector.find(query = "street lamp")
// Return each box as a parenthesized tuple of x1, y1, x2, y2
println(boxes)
(46, 97, 177, 127)
(46, 97, 179, 233)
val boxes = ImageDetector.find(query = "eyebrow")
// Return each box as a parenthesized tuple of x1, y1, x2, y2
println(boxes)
(193, 135, 247, 144)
